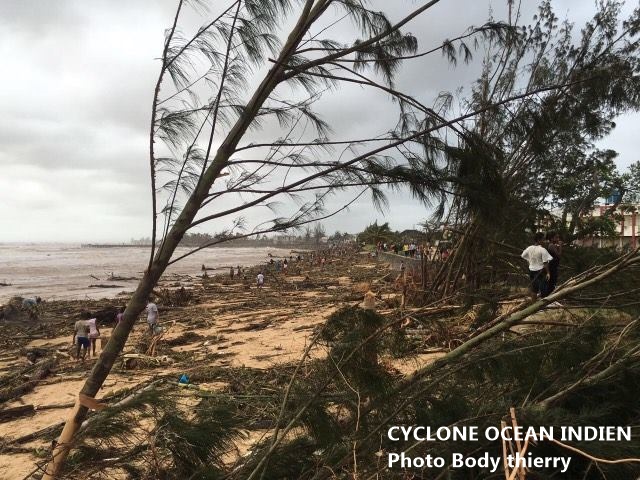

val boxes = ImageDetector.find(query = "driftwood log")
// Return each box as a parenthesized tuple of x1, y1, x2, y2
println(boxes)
(0, 357, 57, 403)
(0, 401, 77, 424)
(0, 405, 35, 422)
(4, 379, 165, 450)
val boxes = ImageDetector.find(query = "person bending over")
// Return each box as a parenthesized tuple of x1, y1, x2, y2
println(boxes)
(22, 296, 42, 321)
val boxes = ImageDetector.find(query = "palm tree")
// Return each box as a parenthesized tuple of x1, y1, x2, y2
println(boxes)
(359, 221, 394, 244)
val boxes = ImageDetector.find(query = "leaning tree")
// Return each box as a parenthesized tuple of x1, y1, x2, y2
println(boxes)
(43, 0, 623, 476)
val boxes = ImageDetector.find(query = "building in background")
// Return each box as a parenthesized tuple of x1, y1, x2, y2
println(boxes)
(582, 202, 639, 249)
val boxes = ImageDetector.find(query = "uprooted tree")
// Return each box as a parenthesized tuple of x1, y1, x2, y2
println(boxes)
(45, 0, 640, 477)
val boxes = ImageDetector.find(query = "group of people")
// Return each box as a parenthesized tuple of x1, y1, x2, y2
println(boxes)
(72, 313, 101, 362)
(377, 242, 419, 257)
(72, 300, 160, 362)
(270, 257, 291, 274)
(268, 254, 312, 273)
(521, 231, 563, 301)
(228, 265, 243, 279)
(257, 245, 355, 290)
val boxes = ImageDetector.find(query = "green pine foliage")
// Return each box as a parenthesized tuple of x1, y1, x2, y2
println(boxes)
(61, 302, 640, 479)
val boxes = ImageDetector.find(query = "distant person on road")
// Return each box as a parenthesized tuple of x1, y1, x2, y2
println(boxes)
(521, 232, 553, 302)
(257, 272, 265, 289)
(87, 315, 101, 357)
(146, 301, 159, 335)
(73, 315, 90, 362)
(22, 296, 42, 321)
(545, 231, 563, 295)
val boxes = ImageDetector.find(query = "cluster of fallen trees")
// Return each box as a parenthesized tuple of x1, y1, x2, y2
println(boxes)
(17, 247, 636, 479)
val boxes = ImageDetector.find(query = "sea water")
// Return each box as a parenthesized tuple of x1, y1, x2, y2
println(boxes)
(0, 243, 290, 302)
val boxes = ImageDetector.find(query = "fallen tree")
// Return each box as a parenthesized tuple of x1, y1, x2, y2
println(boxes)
(43, 0, 640, 477)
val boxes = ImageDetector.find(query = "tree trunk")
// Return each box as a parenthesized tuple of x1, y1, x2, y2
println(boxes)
(43, 2, 319, 477)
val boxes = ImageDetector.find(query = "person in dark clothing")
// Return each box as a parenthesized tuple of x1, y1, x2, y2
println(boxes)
(545, 231, 562, 295)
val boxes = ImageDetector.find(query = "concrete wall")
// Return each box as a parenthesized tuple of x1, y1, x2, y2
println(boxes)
(377, 252, 422, 277)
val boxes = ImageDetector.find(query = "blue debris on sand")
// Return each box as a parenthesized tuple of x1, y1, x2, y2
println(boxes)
(178, 374, 189, 384)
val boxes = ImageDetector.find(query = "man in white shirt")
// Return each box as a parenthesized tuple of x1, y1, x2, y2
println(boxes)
(256, 272, 265, 289)
(521, 232, 553, 302)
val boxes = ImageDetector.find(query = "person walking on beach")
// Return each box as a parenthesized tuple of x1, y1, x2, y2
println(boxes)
(256, 271, 265, 290)
(116, 307, 124, 324)
(521, 232, 553, 302)
(146, 300, 159, 335)
(545, 231, 562, 295)
(73, 316, 90, 362)
(283, 259, 288, 275)
(87, 315, 101, 357)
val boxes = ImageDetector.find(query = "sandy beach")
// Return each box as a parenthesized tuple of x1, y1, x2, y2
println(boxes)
(0, 249, 438, 478)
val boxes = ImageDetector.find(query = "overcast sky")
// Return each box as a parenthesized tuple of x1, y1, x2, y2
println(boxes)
(1, 0, 638, 243)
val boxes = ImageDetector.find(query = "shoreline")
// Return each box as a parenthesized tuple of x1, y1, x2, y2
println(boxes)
(0, 245, 297, 303)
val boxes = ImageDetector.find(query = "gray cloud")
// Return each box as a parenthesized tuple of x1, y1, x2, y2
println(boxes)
(1, 0, 638, 242)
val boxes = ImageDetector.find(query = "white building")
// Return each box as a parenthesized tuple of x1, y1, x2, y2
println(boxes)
(584, 203, 639, 249)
